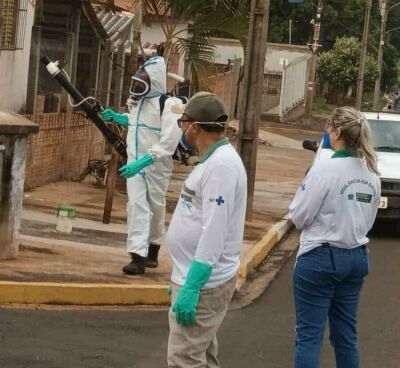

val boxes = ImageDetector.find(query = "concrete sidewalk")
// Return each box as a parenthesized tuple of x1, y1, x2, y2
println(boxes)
(0, 128, 314, 305)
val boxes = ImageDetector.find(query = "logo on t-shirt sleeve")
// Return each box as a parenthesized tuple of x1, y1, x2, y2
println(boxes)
(209, 196, 225, 206)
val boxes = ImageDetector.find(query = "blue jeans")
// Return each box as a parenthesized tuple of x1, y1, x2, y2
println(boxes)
(294, 244, 370, 368)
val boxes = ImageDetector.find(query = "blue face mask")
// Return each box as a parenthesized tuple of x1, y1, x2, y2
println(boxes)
(180, 126, 196, 156)
(322, 131, 332, 149)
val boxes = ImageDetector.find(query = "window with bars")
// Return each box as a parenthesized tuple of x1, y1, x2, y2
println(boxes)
(0, 0, 28, 50)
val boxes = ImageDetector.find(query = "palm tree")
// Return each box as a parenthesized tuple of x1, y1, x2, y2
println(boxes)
(143, 0, 248, 91)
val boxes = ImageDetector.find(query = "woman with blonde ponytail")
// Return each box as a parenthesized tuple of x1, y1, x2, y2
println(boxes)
(329, 107, 379, 174)
(289, 106, 381, 368)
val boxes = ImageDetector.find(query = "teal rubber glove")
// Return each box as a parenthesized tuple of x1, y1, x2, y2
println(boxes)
(101, 108, 129, 127)
(172, 260, 212, 326)
(119, 153, 154, 178)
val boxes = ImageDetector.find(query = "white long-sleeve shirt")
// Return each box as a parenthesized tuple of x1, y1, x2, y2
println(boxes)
(125, 56, 182, 163)
(289, 150, 381, 258)
(165, 139, 247, 288)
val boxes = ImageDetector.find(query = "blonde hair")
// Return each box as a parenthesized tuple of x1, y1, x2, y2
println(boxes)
(328, 106, 379, 174)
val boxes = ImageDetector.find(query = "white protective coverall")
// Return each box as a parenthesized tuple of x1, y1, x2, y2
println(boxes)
(126, 56, 182, 257)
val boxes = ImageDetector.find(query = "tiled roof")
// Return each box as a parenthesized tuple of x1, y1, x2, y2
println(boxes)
(95, 6, 134, 39)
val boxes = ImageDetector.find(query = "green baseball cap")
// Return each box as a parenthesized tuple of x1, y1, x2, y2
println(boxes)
(172, 92, 228, 124)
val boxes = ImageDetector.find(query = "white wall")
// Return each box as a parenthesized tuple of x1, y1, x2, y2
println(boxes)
(212, 38, 311, 72)
(0, 2, 35, 113)
(141, 22, 188, 76)
(214, 43, 245, 65)
(265, 50, 308, 72)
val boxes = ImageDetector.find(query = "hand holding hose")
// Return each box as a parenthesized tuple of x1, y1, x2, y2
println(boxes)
(101, 108, 129, 128)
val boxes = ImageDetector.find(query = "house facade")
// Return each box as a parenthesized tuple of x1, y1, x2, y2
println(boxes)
(0, 0, 35, 112)
(211, 37, 313, 122)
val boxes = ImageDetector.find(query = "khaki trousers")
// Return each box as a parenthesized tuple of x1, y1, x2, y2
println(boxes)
(167, 276, 237, 368)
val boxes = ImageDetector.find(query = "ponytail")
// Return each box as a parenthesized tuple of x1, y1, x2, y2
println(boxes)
(359, 119, 379, 174)
(329, 106, 379, 175)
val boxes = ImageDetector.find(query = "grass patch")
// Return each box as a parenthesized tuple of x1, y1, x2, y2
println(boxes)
(362, 91, 389, 111)
(313, 96, 337, 118)
(313, 93, 388, 115)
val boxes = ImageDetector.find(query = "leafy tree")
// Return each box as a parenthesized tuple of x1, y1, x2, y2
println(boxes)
(267, 0, 400, 89)
(143, 0, 248, 91)
(268, 0, 367, 48)
(318, 37, 378, 104)
(381, 1, 400, 90)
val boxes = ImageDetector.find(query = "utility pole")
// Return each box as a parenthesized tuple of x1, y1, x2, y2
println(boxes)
(237, 0, 270, 220)
(373, 0, 389, 111)
(103, 0, 141, 224)
(129, 0, 143, 74)
(0, 0, 4, 58)
(355, 0, 373, 110)
(289, 19, 292, 44)
(304, 0, 323, 126)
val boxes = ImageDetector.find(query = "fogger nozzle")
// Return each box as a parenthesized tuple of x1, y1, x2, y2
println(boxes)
(40, 55, 61, 76)
(40, 55, 51, 65)
(167, 72, 185, 83)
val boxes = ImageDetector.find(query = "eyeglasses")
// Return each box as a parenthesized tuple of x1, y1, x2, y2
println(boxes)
(177, 118, 194, 128)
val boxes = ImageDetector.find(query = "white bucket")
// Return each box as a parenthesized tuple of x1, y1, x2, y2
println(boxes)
(56, 206, 76, 234)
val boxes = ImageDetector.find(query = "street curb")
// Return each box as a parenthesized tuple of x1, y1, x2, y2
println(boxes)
(236, 215, 292, 290)
(0, 281, 170, 306)
(263, 126, 322, 137)
(0, 219, 292, 307)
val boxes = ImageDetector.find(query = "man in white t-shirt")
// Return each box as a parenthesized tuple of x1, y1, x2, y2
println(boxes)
(166, 92, 247, 367)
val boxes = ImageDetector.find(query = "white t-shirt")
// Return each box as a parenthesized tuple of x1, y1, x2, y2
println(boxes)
(289, 150, 381, 258)
(165, 139, 247, 289)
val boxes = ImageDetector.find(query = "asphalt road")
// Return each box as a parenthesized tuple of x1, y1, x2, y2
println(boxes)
(0, 225, 398, 368)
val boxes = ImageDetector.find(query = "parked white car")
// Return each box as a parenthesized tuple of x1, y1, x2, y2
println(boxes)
(303, 112, 400, 220)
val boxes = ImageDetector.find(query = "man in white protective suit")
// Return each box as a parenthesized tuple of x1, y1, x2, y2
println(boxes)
(101, 56, 183, 275)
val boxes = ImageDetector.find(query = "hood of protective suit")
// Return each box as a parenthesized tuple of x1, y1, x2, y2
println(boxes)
(142, 56, 167, 96)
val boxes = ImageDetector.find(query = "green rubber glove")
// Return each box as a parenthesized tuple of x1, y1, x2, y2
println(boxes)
(101, 108, 129, 127)
(172, 260, 212, 326)
(119, 153, 154, 178)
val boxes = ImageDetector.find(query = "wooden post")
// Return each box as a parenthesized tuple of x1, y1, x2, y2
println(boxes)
(70, 5, 81, 86)
(355, 0, 373, 110)
(237, 0, 271, 220)
(99, 39, 113, 105)
(103, 149, 119, 224)
(88, 40, 102, 160)
(112, 44, 126, 109)
(0, 0, 3, 57)
(60, 32, 76, 179)
(61, 3, 80, 179)
(129, 0, 143, 74)
(229, 58, 242, 119)
(25, 25, 42, 116)
(89, 39, 102, 99)
(304, 0, 323, 126)
(373, 0, 389, 110)
(236, 71, 244, 122)
(103, 42, 126, 224)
